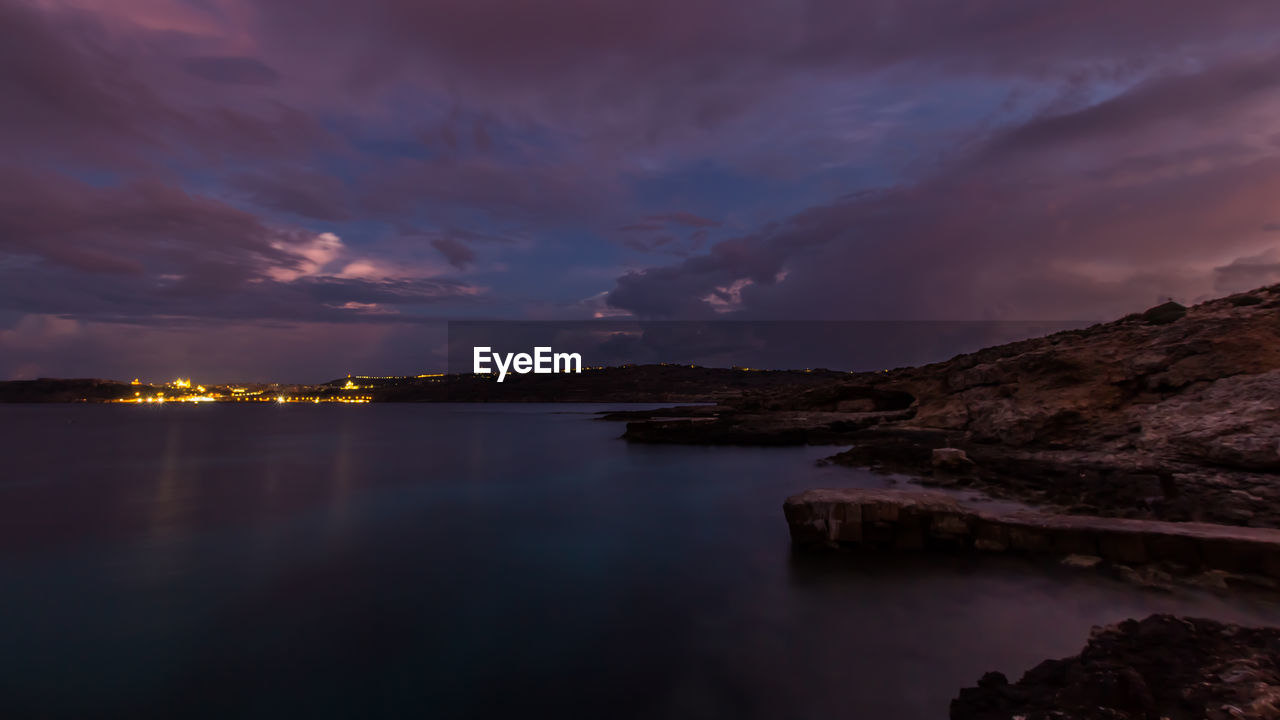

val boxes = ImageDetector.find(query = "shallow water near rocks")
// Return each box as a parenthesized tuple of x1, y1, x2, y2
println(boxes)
(2, 403, 1278, 719)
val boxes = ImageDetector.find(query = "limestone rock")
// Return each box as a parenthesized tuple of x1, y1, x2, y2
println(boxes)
(783, 487, 1280, 578)
(932, 447, 975, 472)
(951, 615, 1280, 720)
(1136, 369, 1280, 472)
(1060, 554, 1103, 569)
(835, 398, 877, 413)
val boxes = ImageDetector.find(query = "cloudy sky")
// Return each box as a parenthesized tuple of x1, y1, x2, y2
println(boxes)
(4, 0, 1280, 381)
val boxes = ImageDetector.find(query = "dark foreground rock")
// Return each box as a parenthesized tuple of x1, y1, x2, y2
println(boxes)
(951, 614, 1280, 720)
(783, 488, 1280, 586)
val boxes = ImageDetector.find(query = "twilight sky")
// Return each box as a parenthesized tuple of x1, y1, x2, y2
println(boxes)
(4, 0, 1280, 381)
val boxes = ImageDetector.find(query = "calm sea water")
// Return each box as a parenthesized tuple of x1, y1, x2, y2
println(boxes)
(2, 404, 1278, 719)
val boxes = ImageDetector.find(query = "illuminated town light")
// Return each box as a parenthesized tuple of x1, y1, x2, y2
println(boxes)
(109, 381, 373, 405)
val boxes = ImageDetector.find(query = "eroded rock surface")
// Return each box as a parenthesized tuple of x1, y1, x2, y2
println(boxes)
(951, 615, 1280, 720)
(624, 284, 1280, 527)
(783, 488, 1280, 583)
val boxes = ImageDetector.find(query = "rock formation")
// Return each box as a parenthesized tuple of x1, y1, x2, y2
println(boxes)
(624, 284, 1280, 528)
(783, 488, 1280, 587)
(951, 615, 1280, 720)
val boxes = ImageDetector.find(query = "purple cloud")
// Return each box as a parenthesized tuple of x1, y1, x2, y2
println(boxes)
(430, 236, 477, 269)
(231, 167, 352, 221)
(607, 54, 1280, 320)
(182, 56, 280, 86)
(6, 0, 1280, 378)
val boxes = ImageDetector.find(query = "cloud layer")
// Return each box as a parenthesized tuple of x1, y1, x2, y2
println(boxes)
(4, 0, 1280, 378)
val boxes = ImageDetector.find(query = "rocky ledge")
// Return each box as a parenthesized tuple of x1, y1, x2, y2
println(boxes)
(951, 614, 1280, 720)
(624, 283, 1280, 529)
(783, 488, 1280, 588)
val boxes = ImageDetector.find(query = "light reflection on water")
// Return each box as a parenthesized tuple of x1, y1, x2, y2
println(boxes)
(0, 403, 1277, 719)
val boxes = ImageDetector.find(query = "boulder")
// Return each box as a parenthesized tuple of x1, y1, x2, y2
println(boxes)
(932, 447, 975, 472)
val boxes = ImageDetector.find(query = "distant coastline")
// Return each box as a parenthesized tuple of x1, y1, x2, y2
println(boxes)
(0, 365, 846, 405)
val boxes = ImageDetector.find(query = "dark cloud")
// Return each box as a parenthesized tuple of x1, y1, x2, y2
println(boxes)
(421, 226, 520, 268)
(430, 236, 476, 269)
(0, 0, 169, 169)
(182, 56, 280, 86)
(621, 234, 681, 255)
(617, 213, 721, 255)
(620, 212, 719, 232)
(360, 155, 621, 225)
(438, 227, 518, 245)
(619, 221, 665, 232)
(650, 212, 720, 228)
(1214, 252, 1280, 294)
(231, 167, 352, 221)
(984, 55, 1280, 165)
(249, 0, 1280, 148)
(0, 167, 299, 278)
(0, 264, 480, 326)
(293, 276, 479, 308)
(0, 314, 449, 383)
(7, 0, 1280, 378)
(607, 54, 1280, 320)
(0, 166, 483, 332)
(0, 0, 331, 170)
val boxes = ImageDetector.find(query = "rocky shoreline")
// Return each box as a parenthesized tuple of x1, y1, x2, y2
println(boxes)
(783, 486, 1280, 593)
(613, 284, 1280, 718)
(618, 284, 1280, 529)
(951, 614, 1280, 720)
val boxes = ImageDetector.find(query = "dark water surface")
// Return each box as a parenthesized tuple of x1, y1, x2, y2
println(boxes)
(2, 404, 1278, 719)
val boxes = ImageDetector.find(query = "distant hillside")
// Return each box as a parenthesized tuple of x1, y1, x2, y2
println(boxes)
(0, 378, 162, 403)
(0, 366, 845, 404)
